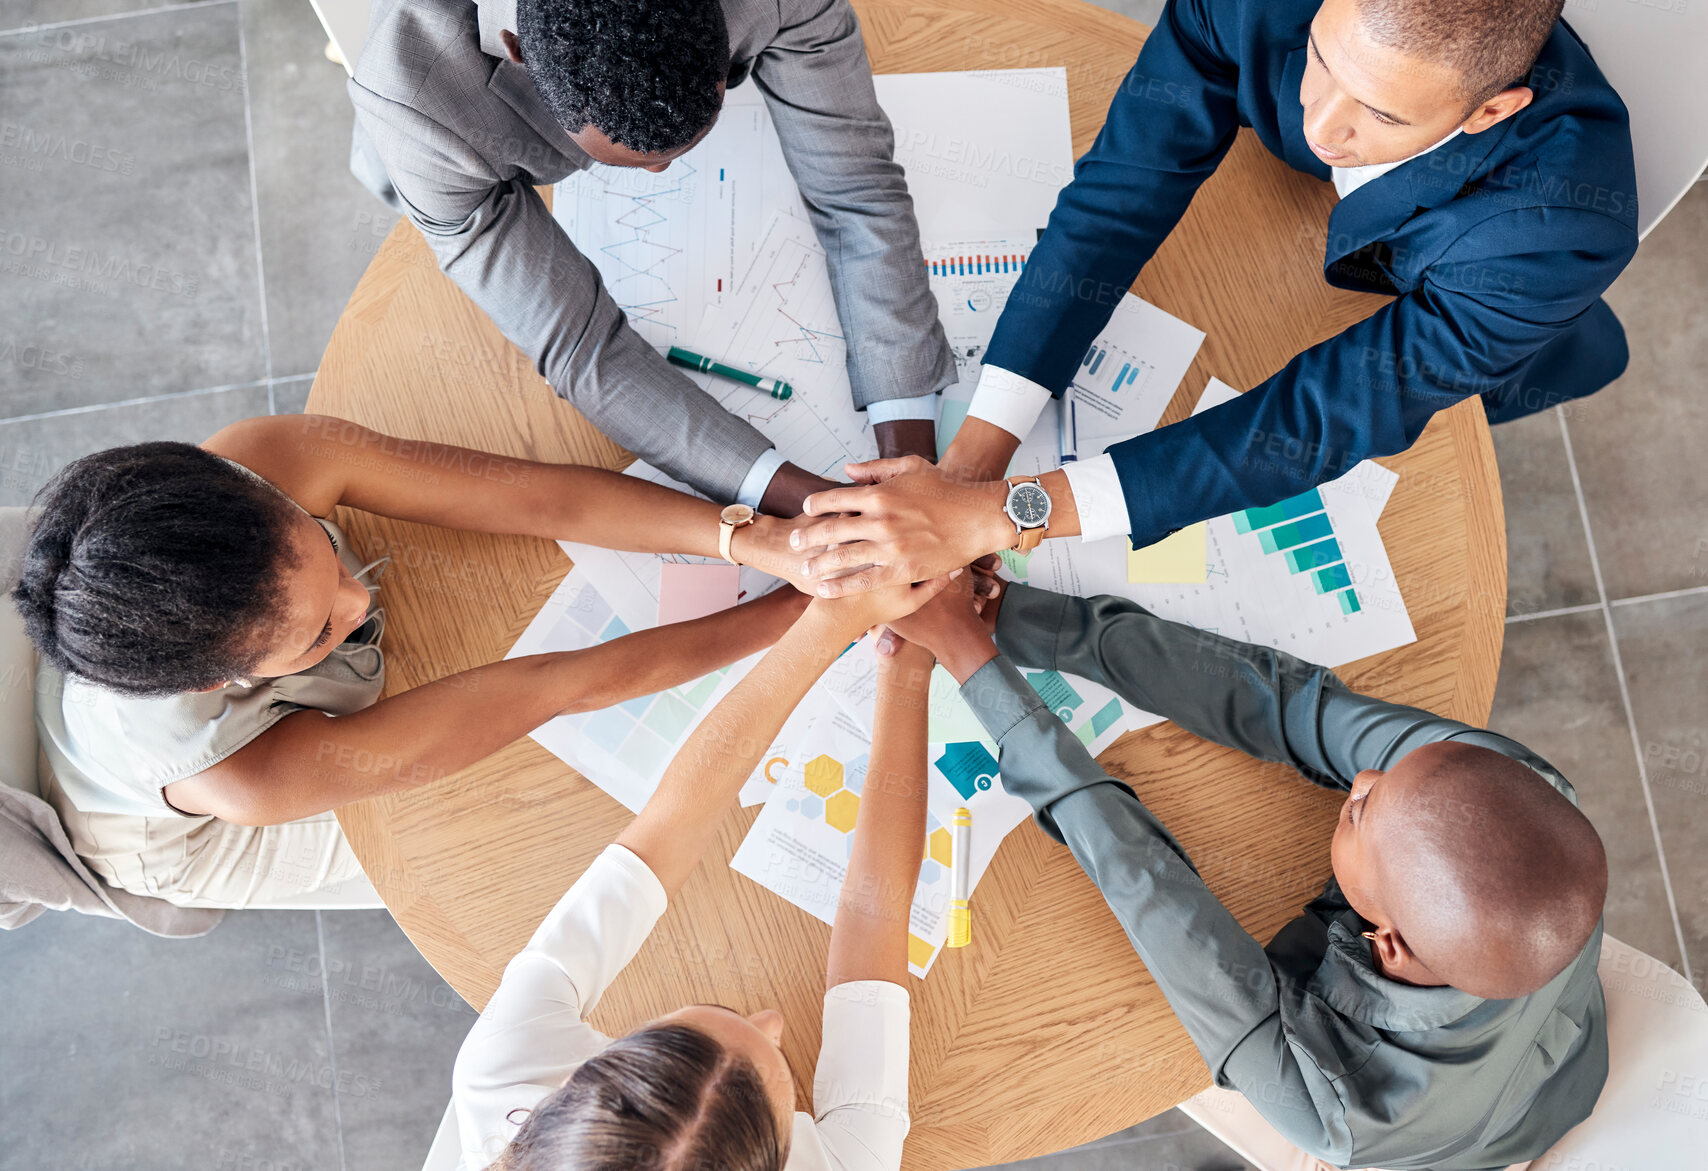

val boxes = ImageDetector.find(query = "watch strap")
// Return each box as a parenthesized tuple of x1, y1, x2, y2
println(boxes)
(719, 520, 738, 565)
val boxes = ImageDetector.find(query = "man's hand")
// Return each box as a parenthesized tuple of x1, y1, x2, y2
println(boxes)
(879, 575, 1003, 683)
(790, 456, 1016, 595)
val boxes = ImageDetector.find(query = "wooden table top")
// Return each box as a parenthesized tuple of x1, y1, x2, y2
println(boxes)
(315, 0, 1506, 1164)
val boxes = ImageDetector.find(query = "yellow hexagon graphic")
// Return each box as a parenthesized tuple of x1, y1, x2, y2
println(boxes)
(805, 754, 844, 798)
(928, 826, 953, 867)
(824, 790, 861, 833)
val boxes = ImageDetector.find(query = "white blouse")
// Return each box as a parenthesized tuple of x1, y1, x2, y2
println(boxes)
(451, 844, 912, 1171)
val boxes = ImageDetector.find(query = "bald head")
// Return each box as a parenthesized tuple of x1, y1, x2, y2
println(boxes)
(1332, 741, 1606, 1000)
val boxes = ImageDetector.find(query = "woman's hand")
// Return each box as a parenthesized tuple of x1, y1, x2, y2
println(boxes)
(788, 456, 1016, 595)
(809, 567, 961, 640)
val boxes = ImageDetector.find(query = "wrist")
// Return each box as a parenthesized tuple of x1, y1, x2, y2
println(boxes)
(935, 619, 999, 684)
(980, 479, 1017, 554)
(873, 418, 937, 462)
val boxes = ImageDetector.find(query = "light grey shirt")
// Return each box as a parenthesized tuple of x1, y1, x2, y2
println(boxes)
(963, 584, 1607, 1171)
(349, 0, 954, 502)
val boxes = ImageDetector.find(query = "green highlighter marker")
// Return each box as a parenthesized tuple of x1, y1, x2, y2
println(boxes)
(668, 346, 793, 400)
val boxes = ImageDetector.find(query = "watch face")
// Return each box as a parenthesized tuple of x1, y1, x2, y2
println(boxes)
(720, 504, 755, 525)
(1007, 482, 1051, 527)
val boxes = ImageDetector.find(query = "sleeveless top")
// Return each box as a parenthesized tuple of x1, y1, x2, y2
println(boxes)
(34, 515, 388, 819)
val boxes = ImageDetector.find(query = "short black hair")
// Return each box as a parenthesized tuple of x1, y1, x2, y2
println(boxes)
(1356, 0, 1565, 107)
(516, 0, 730, 155)
(12, 443, 301, 697)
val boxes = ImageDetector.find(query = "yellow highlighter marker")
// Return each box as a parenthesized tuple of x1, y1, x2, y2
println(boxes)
(948, 806, 973, 948)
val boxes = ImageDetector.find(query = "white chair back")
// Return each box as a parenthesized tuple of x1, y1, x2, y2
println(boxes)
(308, 0, 371, 77)
(1533, 934, 1708, 1167)
(1564, 3, 1708, 238)
(0, 507, 40, 797)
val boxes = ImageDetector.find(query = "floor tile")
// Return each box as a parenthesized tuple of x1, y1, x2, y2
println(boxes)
(1566, 183, 1708, 600)
(0, 2, 265, 418)
(0, 0, 187, 35)
(317, 910, 479, 1171)
(0, 909, 341, 1171)
(0, 383, 269, 506)
(974, 1109, 1250, 1171)
(242, 0, 387, 380)
(1610, 592, 1708, 983)
(272, 374, 313, 414)
(1489, 610, 1683, 968)
(1492, 409, 1599, 618)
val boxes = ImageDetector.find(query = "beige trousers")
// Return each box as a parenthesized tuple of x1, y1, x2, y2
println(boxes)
(1181, 1086, 1532, 1171)
(41, 759, 381, 910)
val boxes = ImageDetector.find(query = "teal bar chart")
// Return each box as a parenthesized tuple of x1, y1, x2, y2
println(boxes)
(1231, 489, 1363, 614)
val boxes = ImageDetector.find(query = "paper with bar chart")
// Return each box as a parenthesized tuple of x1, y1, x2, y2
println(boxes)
(1114, 381, 1416, 666)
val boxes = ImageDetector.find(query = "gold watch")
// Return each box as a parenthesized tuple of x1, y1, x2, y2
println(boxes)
(719, 504, 756, 565)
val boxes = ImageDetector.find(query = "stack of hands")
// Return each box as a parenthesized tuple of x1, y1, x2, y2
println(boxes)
(743, 451, 1038, 676)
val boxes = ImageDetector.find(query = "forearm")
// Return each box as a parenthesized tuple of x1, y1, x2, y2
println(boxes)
(959, 655, 1287, 1072)
(828, 645, 933, 988)
(179, 593, 806, 824)
(942, 417, 1022, 482)
(993, 585, 1461, 788)
(619, 602, 864, 895)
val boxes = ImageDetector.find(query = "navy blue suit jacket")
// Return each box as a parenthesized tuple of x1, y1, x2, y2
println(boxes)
(982, 0, 1639, 547)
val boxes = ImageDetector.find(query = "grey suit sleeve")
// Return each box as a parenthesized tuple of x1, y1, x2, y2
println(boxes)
(959, 656, 1354, 1163)
(346, 88, 770, 503)
(753, 0, 956, 408)
(992, 583, 1492, 792)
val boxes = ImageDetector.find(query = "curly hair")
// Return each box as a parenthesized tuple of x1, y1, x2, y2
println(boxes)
(516, 0, 730, 155)
(11, 443, 302, 697)
(489, 1023, 786, 1171)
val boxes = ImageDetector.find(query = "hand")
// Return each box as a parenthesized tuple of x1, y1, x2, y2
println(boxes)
(810, 568, 961, 639)
(790, 456, 1015, 596)
(877, 576, 987, 660)
(872, 553, 1002, 657)
(728, 514, 822, 594)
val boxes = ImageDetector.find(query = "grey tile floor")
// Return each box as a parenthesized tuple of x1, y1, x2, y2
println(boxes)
(0, 1, 1700, 1168)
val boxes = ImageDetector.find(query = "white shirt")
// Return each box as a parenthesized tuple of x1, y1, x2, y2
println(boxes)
(961, 129, 1467, 541)
(1330, 128, 1462, 200)
(451, 843, 912, 1171)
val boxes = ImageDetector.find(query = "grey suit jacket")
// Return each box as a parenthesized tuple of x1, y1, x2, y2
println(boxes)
(349, 0, 953, 501)
(963, 584, 1607, 1171)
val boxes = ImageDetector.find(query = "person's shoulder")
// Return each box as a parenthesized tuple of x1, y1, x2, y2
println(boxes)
(353, 0, 489, 108)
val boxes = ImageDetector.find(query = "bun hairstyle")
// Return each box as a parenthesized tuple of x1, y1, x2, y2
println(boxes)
(490, 1024, 785, 1171)
(12, 442, 302, 698)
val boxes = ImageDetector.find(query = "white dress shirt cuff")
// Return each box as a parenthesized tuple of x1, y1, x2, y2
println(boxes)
(865, 392, 940, 425)
(966, 365, 1054, 440)
(1060, 453, 1132, 542)
(735, 447, 787, 509)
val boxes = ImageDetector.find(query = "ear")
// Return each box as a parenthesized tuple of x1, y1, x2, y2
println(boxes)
(1363, 925, 1445, 987)
(1461, 86, 1533, 134)
(500, 28, 524, 65)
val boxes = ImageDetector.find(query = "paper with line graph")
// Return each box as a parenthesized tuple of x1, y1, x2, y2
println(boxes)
(687, 214, 878, 477)
(553, 86, 805, 351)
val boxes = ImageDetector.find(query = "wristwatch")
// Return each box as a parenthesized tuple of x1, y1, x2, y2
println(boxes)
(1002, 476, 1052, 552)
(718, 503, 756, 565)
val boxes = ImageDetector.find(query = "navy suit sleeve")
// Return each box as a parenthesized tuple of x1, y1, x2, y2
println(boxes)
(981, 0, 1243, 393)
(1106, 205, 1637, 546)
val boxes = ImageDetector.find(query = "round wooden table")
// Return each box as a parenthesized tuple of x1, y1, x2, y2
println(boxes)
(314, 1, 1506, 1165)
